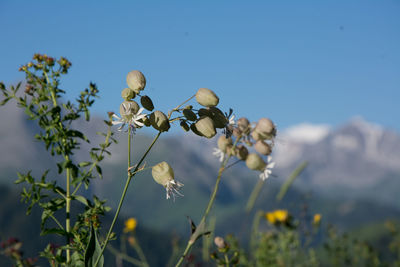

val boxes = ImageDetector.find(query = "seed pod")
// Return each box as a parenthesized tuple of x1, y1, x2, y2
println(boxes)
(217, 135, 233, 152)
(152, 161, 174, 186)
(150, 110, 170, 132)
(254, 118, 276, 140)
(209, 107, 228, 129)
(126, 70, 146, 93)
(180, 121, 190, 132)
(198, 108, 212, 117)
(183, 109, 197, 121)
(237, 117, 251, 134)
(245, 153, 266, 171)
(121, 88, 136, 100)
(254, 140, 272, 155)
(251, 130, 262, 141)
(140, 95, 154, 111)
(195, 117, 216, 138)
(120, 100, 140, 121)
(195, 88, 219, 107)
(235, 144, 249, 160)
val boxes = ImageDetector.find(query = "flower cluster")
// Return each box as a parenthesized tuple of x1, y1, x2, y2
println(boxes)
(265, 209, 290, 226)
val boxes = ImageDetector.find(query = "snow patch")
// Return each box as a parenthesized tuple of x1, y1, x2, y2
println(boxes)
(282, 123, 331, 144)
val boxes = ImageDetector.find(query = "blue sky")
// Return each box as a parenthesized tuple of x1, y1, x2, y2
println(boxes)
(1, 1, 399, 132)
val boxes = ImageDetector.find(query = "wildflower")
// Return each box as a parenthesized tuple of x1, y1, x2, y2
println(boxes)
(124, 218, 137, 233)
(112, 105, 147, 132)
(313, 214, 322, 225)
(253, 118, 276, 140)
(265, 212, 277, 224)
(152, 161, 184, 200)
(150, 110, 170, 132)
(254, 140, 272, 155)
(214, 236, 227, 249)
(195, 116, 216, 138)
(274, 210, 289, 222)
(213, 148, 225, 162)
(259, 156, 275, 180)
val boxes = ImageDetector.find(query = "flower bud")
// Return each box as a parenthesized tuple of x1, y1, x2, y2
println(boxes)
(126, 70, 146, 93)
(237, 117, 251, 134)
(183, 109, 197, 121)
(195, 117, 216, 138)
(180, 121, 190, 132)
(120, 100, 140, 120)
(217, 135, 233, 152)
(214, 237, 227, 249)
(195, 88, 219, 107)
(121, 88, 136, 100)
(254, 118, 276, 140)
(254, 140, 272, 155)
(140, 95, 154, 111)
(235, 144, 249, 160)
(245, 153, 266, 171)
(150, 110, 170, 132)
(152, 161, 174, 186)
(142, 115, 151, 127)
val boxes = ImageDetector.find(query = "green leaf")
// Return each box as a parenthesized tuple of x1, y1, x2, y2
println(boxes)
(84, 226, 104, 267)
(79, 161, 92, 167)
(71, 251, 85, 267)
(73, 195, 89, 206)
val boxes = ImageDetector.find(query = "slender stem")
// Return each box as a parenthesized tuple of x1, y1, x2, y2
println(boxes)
(65, 156, 71, 263)
(132, 237, 149, 267)
(224, 254, 230, 267)
(50, 214, 64, 230)
(175, 137, 242, 267)
(107, 245, 144, 267)
(94, 131, 162, 267)
(245, 179, 265, 213)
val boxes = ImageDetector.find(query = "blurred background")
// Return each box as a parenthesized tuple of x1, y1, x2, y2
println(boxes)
(1, 1, 399, 266)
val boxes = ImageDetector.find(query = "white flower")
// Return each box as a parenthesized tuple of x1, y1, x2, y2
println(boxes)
(112, 107, 147, 132)
(165, 180, 184, 201)
(259, 156, 276, 180)
(228, 114, 235, 126)
(213, 148, 225, 162)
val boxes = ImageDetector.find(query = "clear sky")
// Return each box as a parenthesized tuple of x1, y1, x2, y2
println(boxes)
(1, 1, 399, 132)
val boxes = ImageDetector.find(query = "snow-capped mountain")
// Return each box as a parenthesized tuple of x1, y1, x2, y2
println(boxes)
(273, 117, 400, 206)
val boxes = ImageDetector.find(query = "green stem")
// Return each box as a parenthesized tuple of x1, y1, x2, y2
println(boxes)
(66, 156, 71, 263)
(224, 254, 230, 267)
(107, 244, 144, 267)
(245, 179, 265, 213)
(132, 237, 149, 267)
(94, 130, 162, 267)
(50, 214, 64, 231)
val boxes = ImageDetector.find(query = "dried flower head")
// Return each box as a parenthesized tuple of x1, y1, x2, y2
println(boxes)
(152, 161, 184, 200)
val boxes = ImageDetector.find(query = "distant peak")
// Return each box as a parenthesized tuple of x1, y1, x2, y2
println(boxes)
(282, 123, 331, 144)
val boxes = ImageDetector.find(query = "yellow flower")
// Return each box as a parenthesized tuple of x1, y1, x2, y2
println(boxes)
(274, 210, 289, 223)
(265, 212, 277, 224)
(124, 218, 137, 233)
(313, 214, 322, 225)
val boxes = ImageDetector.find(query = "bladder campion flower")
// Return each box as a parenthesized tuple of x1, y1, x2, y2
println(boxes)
(259, 156, 275, 180)
(126, 70, 146, 94)
(195, 88, 219, 107)
(112, 105, 147, 132)
(123, 218, 137, 233)
(151, 161, 184, 200)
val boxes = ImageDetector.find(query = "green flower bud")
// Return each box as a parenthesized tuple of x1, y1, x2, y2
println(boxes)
(180, 121, 190, 132)
(126, 70, 146, 93)
(237, 117, 251, 134)
(209, 107, 228, 129)
(120, 100, 140, 121)
(245, 153, 266, 171)
(195, 88, 219, 107)
(217, 135, 233, 152)
(140, 95, 154, 111)
(195, 117, 216, 138)
(152, 161, 174, 186)
(254, 140, 272, 155)
(121, 88, 136, 100)
(150, 110, 170, 132)
(183, 109, 197, 121)
(235, 144, 249, 160)
(254, 118, 276, 140)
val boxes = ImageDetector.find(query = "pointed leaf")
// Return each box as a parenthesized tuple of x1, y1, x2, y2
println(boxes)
(84, 226, 104, 267)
